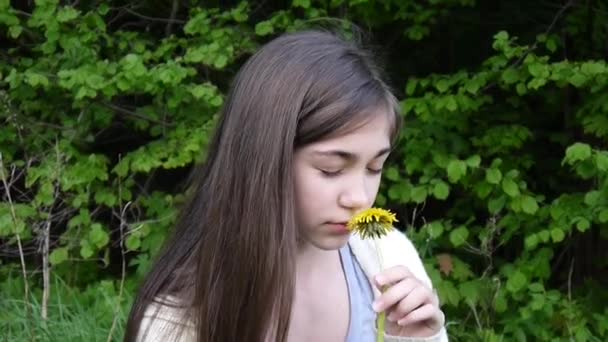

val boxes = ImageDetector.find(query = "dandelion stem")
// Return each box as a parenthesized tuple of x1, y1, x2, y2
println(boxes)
(376, 311, 386, 342)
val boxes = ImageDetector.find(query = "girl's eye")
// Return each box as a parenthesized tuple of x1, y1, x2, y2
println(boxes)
(320, 169, 343, 177)
(367, 168, 383, 175)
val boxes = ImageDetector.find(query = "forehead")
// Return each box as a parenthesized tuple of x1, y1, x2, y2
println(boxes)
(303, 111, 392, 152)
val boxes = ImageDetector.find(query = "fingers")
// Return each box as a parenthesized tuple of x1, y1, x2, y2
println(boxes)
(372, 266, 440, 326)
(372, 276, 418, 313)
(386, 286, 431, 322)
(397, 303, 439, 327)
(374, 265, 413, 289)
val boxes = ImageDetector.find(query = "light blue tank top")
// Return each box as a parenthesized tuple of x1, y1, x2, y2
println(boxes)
(339, 244, 377, 341)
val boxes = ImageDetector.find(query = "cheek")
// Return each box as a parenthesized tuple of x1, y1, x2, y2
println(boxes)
(367, 175, 382, 198)
(294, 169, 337, 218)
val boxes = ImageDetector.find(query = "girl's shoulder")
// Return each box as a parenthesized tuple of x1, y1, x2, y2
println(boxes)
(136, 295, 195, 342)
(348, 229, 433, 289)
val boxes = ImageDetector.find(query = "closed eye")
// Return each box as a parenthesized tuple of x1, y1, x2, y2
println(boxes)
(320, 169, 343, 177)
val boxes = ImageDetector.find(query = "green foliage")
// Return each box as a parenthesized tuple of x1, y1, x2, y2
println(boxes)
(0, 268, 133, 341)
(1, 0, 607, 340)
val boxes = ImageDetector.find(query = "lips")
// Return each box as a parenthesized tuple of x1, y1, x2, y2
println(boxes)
(326, 222, 350, 234)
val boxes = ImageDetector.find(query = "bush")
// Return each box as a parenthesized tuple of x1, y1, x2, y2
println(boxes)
(1, 0, 607, 340)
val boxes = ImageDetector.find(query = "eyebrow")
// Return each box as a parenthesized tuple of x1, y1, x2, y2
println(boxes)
(312, 147, 392, 162)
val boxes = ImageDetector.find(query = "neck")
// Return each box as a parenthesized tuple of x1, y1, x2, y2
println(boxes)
(295, 241, 342, 277)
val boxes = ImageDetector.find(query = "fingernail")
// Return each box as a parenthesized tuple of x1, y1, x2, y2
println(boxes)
(376, 275, 385, 285)
(397, 319, 406, 326)
(372, 300, 381, 312)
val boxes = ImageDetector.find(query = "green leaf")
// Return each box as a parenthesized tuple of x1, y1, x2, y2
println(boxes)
(375, 193, 386, 206)
(449, 226, 469, 247)
(445, 95, 458, 112)
(446, 160, 467, 183)
(385, 167, 400, 181)
(411, 186, 427, 203)
(436, 280, 461, 306)
(528, 63, 548, 78)
(494, 30, 509, 42)
(595, 152, 608, 171)
(405, 79, 416, 96)
(564, 142, 592, 164)
(488, 196, 506, 214)
(598, 209, 608, 223)
(550, 205, 565, 220)
(459, 280, 481, 304)
(551, 227, 565, 242)
(506, 270, 527, 293)
(9, 25, 22, 38)
(426, 222, 444, 239)
(98, 3, 110, 15)
(529, 283, 544, 292)
(80, 241, 94, 259)
(581, 62, 605, 75)
(89, 224, 109, 249)
(214, 55, 228, 69)
(465, 155, 481, 168)
(538, 230, 550, 242)
(531, 294, 546, 310)
(435, 79, 450, 93)
(569, 73, 587, 88)
(464, 79, 480, 95)
(50, 247, 69, 265)
(126, 234, 141, 251)
(486, 168, 502, 184)
(501, 68, 520, 84)
(94, 189, 117, 207)
(525, 234, 539, 250)
(575, 218, 591, 232)
(432, 181, 450, 200)
(475, 181, 492, 199)
(494, 294, 507, 313)
(546, 38, 557, 52)
(255, 21, 274, 36)
(57, 6, 79, 23)
(584, 191, 601, 206)
(521, 195, 539, 214)
(292, 0, 311, 8)
(501, 178, 520, 197)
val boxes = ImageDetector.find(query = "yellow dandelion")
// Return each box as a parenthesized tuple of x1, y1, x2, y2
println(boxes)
(347, 207, 398, 239)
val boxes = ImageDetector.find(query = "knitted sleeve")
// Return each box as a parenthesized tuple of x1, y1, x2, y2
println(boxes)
(349, 229, 449, 342)
(136, 297, 195, 342)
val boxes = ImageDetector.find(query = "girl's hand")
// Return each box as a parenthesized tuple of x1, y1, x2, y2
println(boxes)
(372, 265, 444, 338)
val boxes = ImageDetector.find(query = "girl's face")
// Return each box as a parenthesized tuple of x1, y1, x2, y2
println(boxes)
(293, 109, 393, 250)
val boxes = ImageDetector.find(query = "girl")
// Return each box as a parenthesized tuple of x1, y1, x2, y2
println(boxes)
(125, 30, 448, 342)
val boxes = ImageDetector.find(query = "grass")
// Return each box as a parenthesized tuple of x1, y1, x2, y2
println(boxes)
(0, 269, 134, 342)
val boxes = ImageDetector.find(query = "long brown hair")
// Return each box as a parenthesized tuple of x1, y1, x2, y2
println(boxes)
(125, 30, 401, 342)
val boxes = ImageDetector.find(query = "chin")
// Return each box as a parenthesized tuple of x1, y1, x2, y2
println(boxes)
(310, 235, 351, 250)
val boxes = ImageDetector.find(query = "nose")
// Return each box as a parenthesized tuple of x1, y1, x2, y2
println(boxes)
(338, 176, 371, 212)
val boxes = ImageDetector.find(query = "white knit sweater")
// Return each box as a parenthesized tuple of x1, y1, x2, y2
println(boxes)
(137, 230, 448, 341)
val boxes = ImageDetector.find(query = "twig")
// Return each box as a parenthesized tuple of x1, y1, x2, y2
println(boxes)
(41, 140, 62, 321)
(102, 101, 174, 127)
(165, 0, 180, 37)
(482, 0, 576, 91)
(567, 257, 574, 301)
(106, 156, 130, 342)
(0, 153, 32, 334)
(41, 219, 51, 321)
(124, 7, 186, 24)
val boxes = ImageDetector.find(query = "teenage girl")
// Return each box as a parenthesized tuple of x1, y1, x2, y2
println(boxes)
(125, 30, 448, 342)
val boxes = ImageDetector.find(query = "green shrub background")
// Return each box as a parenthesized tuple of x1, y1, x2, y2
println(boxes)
(1, 0, 607, 340)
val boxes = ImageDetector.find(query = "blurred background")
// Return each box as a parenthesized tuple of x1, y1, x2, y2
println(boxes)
(1, 0, 607, 340)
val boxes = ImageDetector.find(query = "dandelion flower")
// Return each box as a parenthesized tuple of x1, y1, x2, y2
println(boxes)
(347, 207, 398, 342)
(347, 207, 397, 239)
